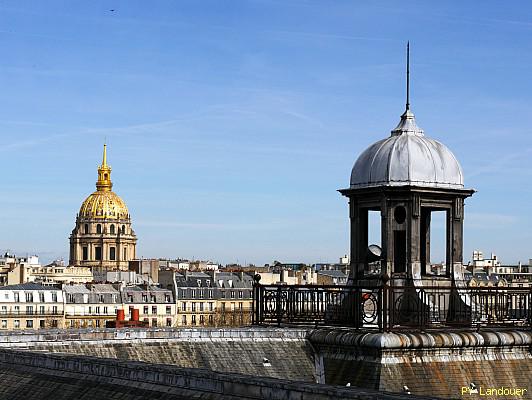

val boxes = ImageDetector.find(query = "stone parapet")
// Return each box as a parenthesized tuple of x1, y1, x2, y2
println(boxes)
(0, 327, 310, 347)
(308, 328, 532, 350)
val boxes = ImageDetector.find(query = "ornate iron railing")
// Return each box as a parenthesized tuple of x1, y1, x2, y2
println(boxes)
(252, 281, 532, 331)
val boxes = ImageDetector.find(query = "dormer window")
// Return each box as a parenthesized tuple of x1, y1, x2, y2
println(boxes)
(197, 279, 202, 287)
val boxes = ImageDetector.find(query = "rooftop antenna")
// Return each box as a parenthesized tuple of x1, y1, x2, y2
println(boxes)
(406, 41, 410, 111)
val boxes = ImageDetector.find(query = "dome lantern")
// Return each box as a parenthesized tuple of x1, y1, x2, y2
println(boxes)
(96, 144, 113, 192)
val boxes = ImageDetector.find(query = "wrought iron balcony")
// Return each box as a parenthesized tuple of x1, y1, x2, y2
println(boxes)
(252, 281, 532, 331)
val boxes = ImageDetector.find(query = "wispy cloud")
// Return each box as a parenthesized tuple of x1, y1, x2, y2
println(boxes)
(465, 213, 518, 229)
(465, 147, 532, 179)
(264, 29, 395, 43)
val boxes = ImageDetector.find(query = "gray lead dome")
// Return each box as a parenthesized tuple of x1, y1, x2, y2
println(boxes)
(350, 109, 464, 189)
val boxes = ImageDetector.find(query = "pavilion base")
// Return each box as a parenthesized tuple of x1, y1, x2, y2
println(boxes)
(308, 328, 532, 399)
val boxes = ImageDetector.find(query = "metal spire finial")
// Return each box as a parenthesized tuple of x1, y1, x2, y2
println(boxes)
(406, 41, 410, 111)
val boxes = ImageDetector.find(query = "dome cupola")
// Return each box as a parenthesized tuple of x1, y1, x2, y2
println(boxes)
(350, 109, 464, 190)
(69, 144, 137, 271)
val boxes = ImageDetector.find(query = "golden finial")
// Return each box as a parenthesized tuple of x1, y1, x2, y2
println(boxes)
(96, 143, 112, 192)
(102, 142, 108, 167)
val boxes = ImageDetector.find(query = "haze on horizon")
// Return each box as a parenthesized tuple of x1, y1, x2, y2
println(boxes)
(1, 1, 531, 266)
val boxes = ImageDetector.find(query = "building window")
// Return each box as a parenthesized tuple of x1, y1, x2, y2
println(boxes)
(40, 320, 45, 329)
(182, 315, 187, 325)
(51, 320, 58, 328)
(26, 306, 34, 315)
(110, 225, 115, 235)
(165, 294, 171, 302)
(104, 306, 108, 314)
(25, 292, 33, 302)
(166, 306, 171, 315)
(152, 318, 157, 327)
(199, 315, 204, 325)
(14, 293, 19, 302)
(142, 294, 148, 302)
(26, 320, 33, 328)
(239, 291, 243, 299)
(1, 306, 6, 314)
(230, 291, 235, 299)
(143, 306, 149, 314)
(150, 295, 156, 302)
(166, 318, 172, 327)
(121, 225, 126, 234)
(96, 320, 100, 328)
(220, 291, 225, 299)
(208, 290, 213, 299)
(39, 292, 45, 302)
(199, 303, 204, 312)
(82, 247, 88, 261)
(1, 320, 6, 329)
(239, 302, 243, 310)
(191, 290, 196, 299)
(97, 224, 102, 234)
(181, 302, 186, 312)
(208, 315, 213, 325)
(52, 293, 57, 302)
(84, 224, 89, 234)
(152, 306, 157, 315)
(221, 303, 226, 312)
(14, 306, 20, 314)
(14, 320, 20, 329)
(95, 307, 100, 314)
(95, 247, 102, 261)
(191, 303, 196, 312)
(209, 302, 213, 312)
(52, 306, 57, 314)
(39, 306, 45, 314)
(191, 315, 196, 325)
(110, 247, 116, 261)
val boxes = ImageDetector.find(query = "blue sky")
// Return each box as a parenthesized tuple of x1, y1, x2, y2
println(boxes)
(1, 1, 532, 265)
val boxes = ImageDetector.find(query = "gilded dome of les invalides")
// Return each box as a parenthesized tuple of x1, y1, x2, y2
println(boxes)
(79, 144, 130, 220)
(70, 144, 137, 270)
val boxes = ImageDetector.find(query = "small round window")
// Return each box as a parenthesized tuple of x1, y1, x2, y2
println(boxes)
(394, 206, 406, 224)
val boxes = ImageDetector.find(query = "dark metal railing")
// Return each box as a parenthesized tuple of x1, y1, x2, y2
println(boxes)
(252, 282, 532, 331)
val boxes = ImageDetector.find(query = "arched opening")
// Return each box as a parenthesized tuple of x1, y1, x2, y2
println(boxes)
(110, 225, 115, 235)
(84, 224, 89, 234)
(97, 224, 102, 234)
(121, 225, 126, 234)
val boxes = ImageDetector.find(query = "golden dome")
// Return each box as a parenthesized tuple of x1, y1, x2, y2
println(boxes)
(79, 190, 129, 220)
(78, 144, 130, 220)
